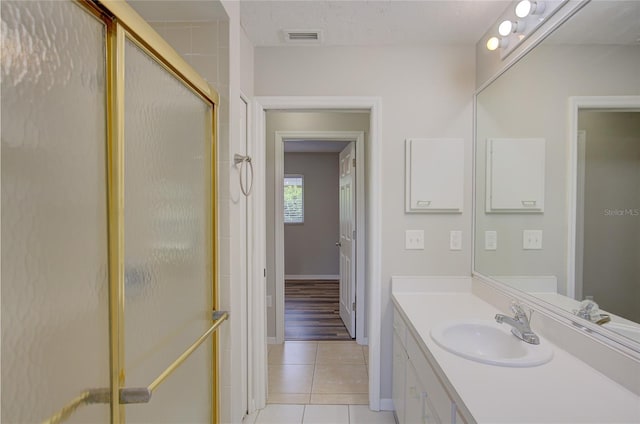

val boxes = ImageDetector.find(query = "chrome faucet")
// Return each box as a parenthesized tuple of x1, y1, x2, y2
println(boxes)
(575, 298, 611, 325)
(495, 302, 540, 345)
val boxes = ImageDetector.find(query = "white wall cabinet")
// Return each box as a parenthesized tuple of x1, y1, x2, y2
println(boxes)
(405, 139, 464, 213)
(393, 307, 472, 424)
(485, 138, 545, 213)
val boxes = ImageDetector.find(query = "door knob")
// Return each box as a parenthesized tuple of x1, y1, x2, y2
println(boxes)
(335, 241, 342, 247)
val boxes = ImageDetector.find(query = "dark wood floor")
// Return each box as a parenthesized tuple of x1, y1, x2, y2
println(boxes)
(285, 279, 352, 341)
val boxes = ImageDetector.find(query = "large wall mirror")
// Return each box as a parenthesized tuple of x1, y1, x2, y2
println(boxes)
(474, 1, 640, 349)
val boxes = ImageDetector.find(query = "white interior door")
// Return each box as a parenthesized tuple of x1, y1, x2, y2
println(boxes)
(339, 142, 356, 337)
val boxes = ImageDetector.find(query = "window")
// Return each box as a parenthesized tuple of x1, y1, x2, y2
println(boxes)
(284, 174, 304, 224)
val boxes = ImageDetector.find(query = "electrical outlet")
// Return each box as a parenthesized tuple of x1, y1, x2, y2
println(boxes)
(523, 230, 543, 250)
(405, 230, 424, 250)
(449, 230, 462, 250)
(485, 231, 497, 250)
(266, 295, 272, 308)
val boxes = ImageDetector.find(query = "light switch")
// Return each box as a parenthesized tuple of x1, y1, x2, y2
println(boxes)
(450, 230, 462, 250)
(523, 230, 543, 250)
(266, 295, 272, 308)
(405, 230, 424, 250)
(485, 231, 497, 250)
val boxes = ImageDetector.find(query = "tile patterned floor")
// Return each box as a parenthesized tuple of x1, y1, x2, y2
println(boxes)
(242, 405, 396, 424)
(267, 341, 368, 405)
(244, 341, 394, 423)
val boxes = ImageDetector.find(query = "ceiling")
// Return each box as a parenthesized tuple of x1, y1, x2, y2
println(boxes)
(240, 0, 512, 46)
(546, 1, 640, 45)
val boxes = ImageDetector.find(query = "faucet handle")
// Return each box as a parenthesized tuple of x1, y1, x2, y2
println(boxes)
(510, 301, 531, 322)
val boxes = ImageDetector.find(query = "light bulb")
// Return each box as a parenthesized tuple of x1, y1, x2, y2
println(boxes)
(515, 0, 532, 18)
(498, 20, 514, 36)
(486, 37, 500, 51)
(516, 0, 545, 18)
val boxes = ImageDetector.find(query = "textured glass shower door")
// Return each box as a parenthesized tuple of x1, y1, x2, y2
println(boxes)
(121, 37, 215, 423)
(1, 1, 110, 422)
(2, 0, 218, 421)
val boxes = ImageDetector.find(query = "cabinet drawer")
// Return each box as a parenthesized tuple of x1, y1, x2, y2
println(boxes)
(406, 332, 453, 424)
(393, 308, 407, 347)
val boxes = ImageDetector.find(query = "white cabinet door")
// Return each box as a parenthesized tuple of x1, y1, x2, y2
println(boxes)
(393, 331, 408, 424)
(405, 360, 441, 424)
(405, 139, 464, 213)
(486, 138, 545, 212)
(407, 333, 453, 424)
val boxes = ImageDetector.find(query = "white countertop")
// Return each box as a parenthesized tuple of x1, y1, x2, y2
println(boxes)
(392, 279, 640, 423)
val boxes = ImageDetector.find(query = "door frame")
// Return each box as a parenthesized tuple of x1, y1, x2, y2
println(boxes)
(567, 95, 640, 299)
(274, 131, 365, 345)
(250, 96, 383, 411)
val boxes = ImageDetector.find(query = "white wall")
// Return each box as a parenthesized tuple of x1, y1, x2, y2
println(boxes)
(240, 27, 255, 97)
(474, 44, 640, 295)
(284, 153, 340, 277)
(580, 111, 640, 323)
(265, 111, 369, 338)
(255, 45, 476, 400)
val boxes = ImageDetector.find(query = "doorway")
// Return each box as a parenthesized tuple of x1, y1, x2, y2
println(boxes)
(275, 130, 366, 345)
(282, 141, 352, 341)
(568, 96, 640, 324)
(248, 98, 383, 411)
(574, 109, 640, 323)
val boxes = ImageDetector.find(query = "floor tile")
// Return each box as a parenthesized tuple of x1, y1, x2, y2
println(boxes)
(269, 341, 318, 365)
(309, 393, 369, 405)
(312, 364, 368, 394)
(348, 405, 396, 424)
(267, 393, 311, 404)
(254, 404, 304, 424)
(316, 341, 365, 364)
(269, 365, 314, 394)
(302, 405, 349, 424)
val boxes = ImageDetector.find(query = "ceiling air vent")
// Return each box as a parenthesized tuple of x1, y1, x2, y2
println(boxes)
(283, 30, 323, 44)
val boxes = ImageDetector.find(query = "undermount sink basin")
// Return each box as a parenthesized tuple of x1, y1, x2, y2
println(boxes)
(430, 319, 553, 367)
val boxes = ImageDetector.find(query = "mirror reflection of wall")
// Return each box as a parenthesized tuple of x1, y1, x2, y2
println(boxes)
(576, 110, 640, 324)
(474, 0, 640, 344)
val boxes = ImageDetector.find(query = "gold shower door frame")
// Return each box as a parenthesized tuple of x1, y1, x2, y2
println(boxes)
(83, 1, 219, 423)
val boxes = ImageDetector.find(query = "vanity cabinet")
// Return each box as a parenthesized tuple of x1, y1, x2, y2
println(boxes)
(393, 307, 471, 424)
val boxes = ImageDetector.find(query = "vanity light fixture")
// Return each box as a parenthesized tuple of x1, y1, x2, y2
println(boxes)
(515, 0, 546, 18)
(486, 0, 563, 56)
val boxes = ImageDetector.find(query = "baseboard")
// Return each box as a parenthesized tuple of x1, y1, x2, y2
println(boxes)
(284, 274, 339, 280)
(379, 398, 395, 411)
(267, 337, 277, 344)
